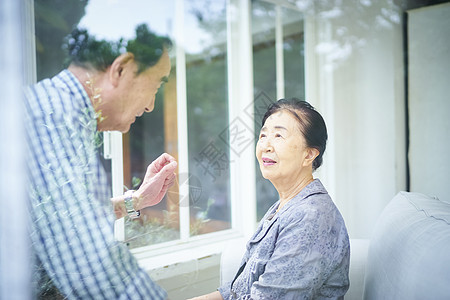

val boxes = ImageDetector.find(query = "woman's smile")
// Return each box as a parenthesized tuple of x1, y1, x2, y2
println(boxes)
(262, 157, 277, 166)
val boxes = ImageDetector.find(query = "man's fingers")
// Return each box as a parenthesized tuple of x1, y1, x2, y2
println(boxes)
(157, 153, 176, 167)
(164, 174, 176, 188)
(158, 152, 175, 162)
(162, 152, 176, 162)
(146, 153, 177, 177)
(159, 161, 177, 177)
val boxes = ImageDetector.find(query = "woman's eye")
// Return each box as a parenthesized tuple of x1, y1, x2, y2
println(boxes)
(259, 134, 266, 139)
(275, 133, 282, 138)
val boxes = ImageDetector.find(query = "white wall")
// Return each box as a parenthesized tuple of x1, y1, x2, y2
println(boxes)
(305, 0, 407, 238)
(408, 2, 450, 204)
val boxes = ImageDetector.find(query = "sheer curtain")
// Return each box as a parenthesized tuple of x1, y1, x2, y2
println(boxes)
(0, 0, 32, 299)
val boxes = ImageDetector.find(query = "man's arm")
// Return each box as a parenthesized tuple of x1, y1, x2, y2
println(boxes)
(111, 153, 177, 219)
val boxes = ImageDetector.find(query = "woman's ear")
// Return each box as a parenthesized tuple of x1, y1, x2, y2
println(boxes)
(109, 53, 135, 86)
(303, 148, 320, 167)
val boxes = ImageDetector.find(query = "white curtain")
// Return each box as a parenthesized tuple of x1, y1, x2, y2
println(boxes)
(0, 0, 32, 299)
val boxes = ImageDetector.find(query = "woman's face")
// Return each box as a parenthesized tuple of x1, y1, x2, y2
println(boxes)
(256, 110, 311, 184)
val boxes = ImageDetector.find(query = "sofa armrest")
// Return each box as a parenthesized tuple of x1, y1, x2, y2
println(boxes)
(220, 238, 246, 285)
(346, 239, 370, 300)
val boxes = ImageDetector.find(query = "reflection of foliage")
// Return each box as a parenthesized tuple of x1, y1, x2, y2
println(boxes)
(123, 175, 180, 248)
(128, 90, 166, 187)
(123, 176, 142, 191)
(131, 176, 142, 189)
(124, 199, 222, 248)
(188, 0, 227, 38)
(186, 59, 228, 157)
(63, 24, 171, 74)
(85, 73, 106, 123)
(302, 0, 402, 69)
(251, 1, 306, 220)
(186, 0, 227, 57)
(34, 0, 89, 80)
(124, 186, 217, 247)
(186, 55, 231, 223)
(62, 28, 125, 71)
(125, 210, 179, 248)
(35, 0, 172, 80)
(252, 0, 404, 70)
(127, 24, 173, 74)
(190, 198, 215, 236)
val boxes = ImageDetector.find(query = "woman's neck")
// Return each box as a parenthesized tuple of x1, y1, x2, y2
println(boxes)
(274, 175, 314, 212)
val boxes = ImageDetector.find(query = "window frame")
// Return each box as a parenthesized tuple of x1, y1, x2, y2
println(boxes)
(108, 0, 309, 267)
(106, 0, 258, 266)
(28, 0, 307, 269)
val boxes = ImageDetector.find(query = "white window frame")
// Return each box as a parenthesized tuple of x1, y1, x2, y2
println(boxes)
(106, 0, 258, 269)
(27, 0, 306, 270)
(107, 0, 308, 270)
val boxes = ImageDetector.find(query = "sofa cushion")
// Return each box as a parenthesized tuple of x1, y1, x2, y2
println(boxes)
(363, 191, 450, 299)
(220, 238, 247, 285)
(347, 239, 370, 300)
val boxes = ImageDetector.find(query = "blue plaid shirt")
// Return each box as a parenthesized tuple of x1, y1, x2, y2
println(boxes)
(25, 70, 167, 299)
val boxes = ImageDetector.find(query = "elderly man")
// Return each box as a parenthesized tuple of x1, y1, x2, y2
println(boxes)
(25, 24, 176, 299)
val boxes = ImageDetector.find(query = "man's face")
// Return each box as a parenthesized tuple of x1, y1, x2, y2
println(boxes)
(105, 49, 171, 133)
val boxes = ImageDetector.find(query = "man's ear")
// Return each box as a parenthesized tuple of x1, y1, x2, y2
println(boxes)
(109, 53, 135, 86)
(303, 148, 320, 167)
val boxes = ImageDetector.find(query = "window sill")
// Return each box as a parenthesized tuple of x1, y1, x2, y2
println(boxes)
(132, 229, 245, 273)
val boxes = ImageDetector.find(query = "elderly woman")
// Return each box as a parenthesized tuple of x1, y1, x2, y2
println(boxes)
(193, 98, 350, 299)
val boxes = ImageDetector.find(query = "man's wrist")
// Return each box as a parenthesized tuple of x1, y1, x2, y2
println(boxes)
(111, 195, 126, 219)
(110, 191, 141, 219)
(124, 190, 140, 219)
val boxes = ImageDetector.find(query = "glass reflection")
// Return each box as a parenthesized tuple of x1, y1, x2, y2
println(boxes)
(35, 0, 179, 248)
(34, 0, 233, 247)
(76, 0, 179, 248)
(252, 1, 305, 220)
(185, 0, 231, 235)
(34, 0, 89, 80)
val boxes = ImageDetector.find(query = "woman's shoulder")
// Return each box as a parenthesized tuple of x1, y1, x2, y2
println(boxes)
(282, 180, 330, 209)
(279, 181, 343, 224)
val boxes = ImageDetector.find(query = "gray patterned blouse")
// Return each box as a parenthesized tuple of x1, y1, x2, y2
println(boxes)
(218, 179, 350, 299)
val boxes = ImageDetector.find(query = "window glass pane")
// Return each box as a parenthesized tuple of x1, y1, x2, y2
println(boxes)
(76, 1, 180, 248)
(252, 0, 279, 220)
(252, 1, 305, 220)
(252, 1, 277, 102)
(282, 7, 305, 100)
(125, 80, 179, 248)
(185, 0, 231, 236)
(34, 0, 232, 248)
(37, 0, 178, 248)
(34, 0, 89, 81)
